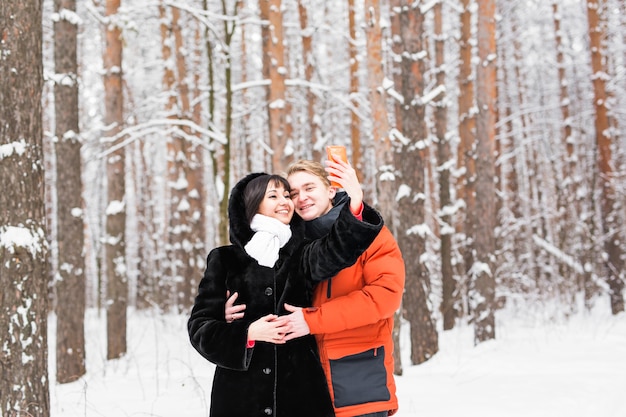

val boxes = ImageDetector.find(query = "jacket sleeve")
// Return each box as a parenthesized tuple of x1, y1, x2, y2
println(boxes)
(304, 227, 405, 334)
(301, 201, 384, 282)
(187, 249, 254, 371)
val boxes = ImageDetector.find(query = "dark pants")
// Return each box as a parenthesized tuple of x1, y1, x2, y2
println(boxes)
(353, 413, 388, 417)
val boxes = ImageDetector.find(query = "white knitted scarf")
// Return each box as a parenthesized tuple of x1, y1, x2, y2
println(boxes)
(244, 214, 292, 267)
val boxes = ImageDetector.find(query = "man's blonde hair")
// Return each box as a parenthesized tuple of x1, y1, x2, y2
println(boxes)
(286, 159, 331, 187)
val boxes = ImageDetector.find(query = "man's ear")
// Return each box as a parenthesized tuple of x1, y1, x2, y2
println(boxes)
(328, 186, 337, 200)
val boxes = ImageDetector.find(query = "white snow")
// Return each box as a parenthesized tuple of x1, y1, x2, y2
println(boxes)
(0, 139, 27, 159)
(48, 300, 626, 416)
(0, 225, 47, 256)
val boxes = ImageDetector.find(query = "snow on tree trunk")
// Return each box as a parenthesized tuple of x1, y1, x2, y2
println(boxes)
(53, 0, 87, 383)
(103, 0, 128, 360)
(0, 0, 51, 414)
(389, 0, 439, 365)
(472, 0, 497, 344)
(585, 0, 624, 314)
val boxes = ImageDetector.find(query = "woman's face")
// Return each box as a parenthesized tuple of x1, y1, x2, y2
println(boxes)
(257, 181, 294, 225)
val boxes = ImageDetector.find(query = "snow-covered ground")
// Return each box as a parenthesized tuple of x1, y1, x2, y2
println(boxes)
(49, 300, 626, 417)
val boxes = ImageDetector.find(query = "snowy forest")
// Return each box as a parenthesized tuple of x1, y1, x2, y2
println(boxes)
(1, 0, 625, 415)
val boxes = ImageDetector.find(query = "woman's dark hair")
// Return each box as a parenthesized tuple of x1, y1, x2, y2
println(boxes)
(243, 174, 291, 225)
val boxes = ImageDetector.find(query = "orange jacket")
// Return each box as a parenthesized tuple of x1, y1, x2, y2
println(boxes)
(303, 226, 405, 417)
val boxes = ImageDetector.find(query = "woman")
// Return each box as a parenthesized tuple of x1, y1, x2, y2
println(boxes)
(188, 172, 383, 417)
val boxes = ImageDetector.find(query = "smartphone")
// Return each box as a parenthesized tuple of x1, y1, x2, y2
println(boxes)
(326, 145, 348, 187)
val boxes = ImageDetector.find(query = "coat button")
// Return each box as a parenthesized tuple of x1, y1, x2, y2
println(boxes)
(263, 367, 271, 374)
(264, 407, 272, 415)
(264, 287, 273, 296)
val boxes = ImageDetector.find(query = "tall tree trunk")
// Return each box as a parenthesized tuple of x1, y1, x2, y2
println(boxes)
(260, 0, 290, 172)
(585, 0, 624, 314)
(456, 0, 476, 317)
(133, 139, 158, 310)
(433, 1, 456, 331)
(496, 34, 524, 299)
(364, 0, 403, 375)
(188, 21, 207, 310)
(298, 1, 322, 163)
(552, 1, 580, 303)
(53, 0, 86, 383)
(473, 0, 497, 344)
(172, 7, 205, 310)
(160, 4, 194, 311)
(103, 0, 127, 359)
(390, 0, 438, 365)
(348, 0, 362, 178)
(209, 1, 237, 246)
(0, 0, 50, 414)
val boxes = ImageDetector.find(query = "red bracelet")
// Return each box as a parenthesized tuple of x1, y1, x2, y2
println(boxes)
(246, 339, 255, 348)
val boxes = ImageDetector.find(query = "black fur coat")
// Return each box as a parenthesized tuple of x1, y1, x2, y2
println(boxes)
(188, 173, 383, 417)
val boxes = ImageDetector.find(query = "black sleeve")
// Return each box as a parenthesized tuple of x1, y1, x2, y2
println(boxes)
(301, 200, 384, 282)
(187, 248, 254, 370)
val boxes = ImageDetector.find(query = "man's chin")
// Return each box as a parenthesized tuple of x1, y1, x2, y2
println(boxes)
(296, 211, 317, 221)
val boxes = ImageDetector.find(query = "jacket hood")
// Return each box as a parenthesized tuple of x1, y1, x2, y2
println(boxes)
(227, 172, 304, 249)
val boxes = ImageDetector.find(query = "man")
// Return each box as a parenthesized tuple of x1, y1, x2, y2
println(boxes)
(228, 158, 405, 417)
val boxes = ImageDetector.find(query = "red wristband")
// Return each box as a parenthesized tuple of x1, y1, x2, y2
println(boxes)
(246, 339, 255, 348)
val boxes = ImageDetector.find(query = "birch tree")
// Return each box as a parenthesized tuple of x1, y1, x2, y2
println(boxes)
(0, 0, 50, 414)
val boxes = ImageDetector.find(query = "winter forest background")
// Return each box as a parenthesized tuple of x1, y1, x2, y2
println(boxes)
(1, 0, 625, 415)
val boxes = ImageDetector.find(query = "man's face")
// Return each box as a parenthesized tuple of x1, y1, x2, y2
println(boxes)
(288, 171, 336, 221)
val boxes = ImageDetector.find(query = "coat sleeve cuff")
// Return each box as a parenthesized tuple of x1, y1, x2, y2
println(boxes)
(350, 202, 364, 220)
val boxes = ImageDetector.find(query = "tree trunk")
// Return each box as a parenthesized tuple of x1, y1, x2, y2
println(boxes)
(103, 0, 127, 360)
(260, 0, 290, 172)
(456, 0, 476, 318)
(433, 1, 455, 331)
(364, 0, 403, 375)
(298, 1, 322, 163)
(160, 4, 195, 311)
(389, 0, 438, 365)
(585, 0, 624, 314)
(348, 0, 362, 178)
(0, 0, 50, 414)
(188, 21, 207, 310)
(53, 0, 86, 383)
(552, 1, 580, 303)
(473, 0, 497, 344)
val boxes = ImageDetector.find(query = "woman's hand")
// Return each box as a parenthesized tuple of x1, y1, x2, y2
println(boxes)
(225, 291, 246, 323)
(324, 157, 363, 214)
(248, 314, 292, 344)
(283, 303, 311, 341)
